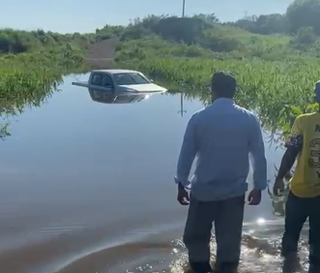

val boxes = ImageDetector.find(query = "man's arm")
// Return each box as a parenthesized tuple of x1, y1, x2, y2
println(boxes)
(249, 115, 267, 191)
(276, 117, 303, 181)
(175, 114, 197, 187)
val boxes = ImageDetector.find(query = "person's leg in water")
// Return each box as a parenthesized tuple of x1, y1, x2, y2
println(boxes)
(214, 195, 245, 273)
(183, 195, 217, 273)
(308, 195, 320, 273)
(282, 191, 308, 272)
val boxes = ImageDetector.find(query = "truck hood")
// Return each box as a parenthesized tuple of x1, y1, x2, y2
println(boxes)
(117, 83, 167, 93)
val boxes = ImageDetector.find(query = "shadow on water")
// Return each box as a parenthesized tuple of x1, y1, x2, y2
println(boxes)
(0, 73, 310, 273)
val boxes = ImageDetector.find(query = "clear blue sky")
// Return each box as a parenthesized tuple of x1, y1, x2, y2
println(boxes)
(0, 0, 294, 33)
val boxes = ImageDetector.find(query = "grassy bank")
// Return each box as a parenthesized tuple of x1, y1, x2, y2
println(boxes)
(124, 57, 319, 135)
(111, 0, 320, 136)
(0, 29, 96, 138)
(0, 29, 93, 75)
(0, 29, 93, 103)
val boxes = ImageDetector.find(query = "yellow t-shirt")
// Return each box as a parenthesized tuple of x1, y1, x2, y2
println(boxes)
(287, 112, 320, 197)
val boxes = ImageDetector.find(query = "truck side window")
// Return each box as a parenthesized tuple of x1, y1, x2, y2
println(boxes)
(101, 75, 113, 88)
(91, 74, 102, 85)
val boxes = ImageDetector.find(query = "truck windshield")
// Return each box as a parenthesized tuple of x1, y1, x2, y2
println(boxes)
(113, 73, 150, 85)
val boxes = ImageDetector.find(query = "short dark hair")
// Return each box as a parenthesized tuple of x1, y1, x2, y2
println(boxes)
(211, 71, 237, 98)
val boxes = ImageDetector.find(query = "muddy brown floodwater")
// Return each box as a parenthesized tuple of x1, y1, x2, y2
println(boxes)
(0, 74, 310, 273)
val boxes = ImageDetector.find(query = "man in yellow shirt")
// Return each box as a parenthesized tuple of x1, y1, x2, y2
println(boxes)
(274, 81, 320, 273)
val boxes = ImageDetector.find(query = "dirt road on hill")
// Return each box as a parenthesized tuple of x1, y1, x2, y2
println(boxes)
(86, 37, 119, 69)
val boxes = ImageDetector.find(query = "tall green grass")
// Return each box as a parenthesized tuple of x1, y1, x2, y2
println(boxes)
(121, 57, 320, 137)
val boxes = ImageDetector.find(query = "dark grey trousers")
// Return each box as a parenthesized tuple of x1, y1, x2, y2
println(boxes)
(183, 194, 245, 271)
(282, 191, 320, 269)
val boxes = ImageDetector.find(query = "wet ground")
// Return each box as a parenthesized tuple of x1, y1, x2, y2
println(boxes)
(0, 74, 309, 273)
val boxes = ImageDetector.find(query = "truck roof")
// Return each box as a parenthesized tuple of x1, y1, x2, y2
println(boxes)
(91, 69, 140, 74)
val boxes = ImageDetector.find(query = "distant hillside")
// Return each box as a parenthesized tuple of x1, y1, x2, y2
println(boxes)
(2, 0, 320, 68)
(107, 16, 319, 63)
(89, 0, 320, 62)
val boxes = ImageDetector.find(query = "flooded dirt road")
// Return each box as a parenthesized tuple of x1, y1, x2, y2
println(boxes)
(0, 74, 309, 273)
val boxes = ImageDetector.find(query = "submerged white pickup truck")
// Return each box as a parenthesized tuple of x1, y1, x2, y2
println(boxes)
(72, 69, 167, 93)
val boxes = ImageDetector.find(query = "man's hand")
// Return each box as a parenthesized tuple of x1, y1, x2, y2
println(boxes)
(177, 184, 190, 205)
(273, 178, 285, 196)
(248, 189, 262, 205)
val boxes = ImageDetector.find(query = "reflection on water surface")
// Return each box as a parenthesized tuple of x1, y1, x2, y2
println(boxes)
(0, 73, 308, 273)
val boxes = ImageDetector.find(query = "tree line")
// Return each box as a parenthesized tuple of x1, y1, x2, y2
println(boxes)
(1, 0, 319, 55)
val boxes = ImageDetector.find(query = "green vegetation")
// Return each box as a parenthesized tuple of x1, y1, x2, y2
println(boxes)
(130, 58, 318, 134)
(0, 29, 96, 139)
(0, 27, 123, 138)
(0, 29, 95, 71)
(1, 0, 320, 139)
(108, 0, 320, 137)
(113, 0, 320, 62)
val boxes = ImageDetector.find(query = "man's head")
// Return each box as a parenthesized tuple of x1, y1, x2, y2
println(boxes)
(211, 71, 237, 100)
(315, 80, 320, 103)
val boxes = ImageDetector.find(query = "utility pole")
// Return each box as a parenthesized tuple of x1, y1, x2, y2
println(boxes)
(177, 92, 187, 117)
(177, 0, 187, 117)
(182, 0, 186, 17)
